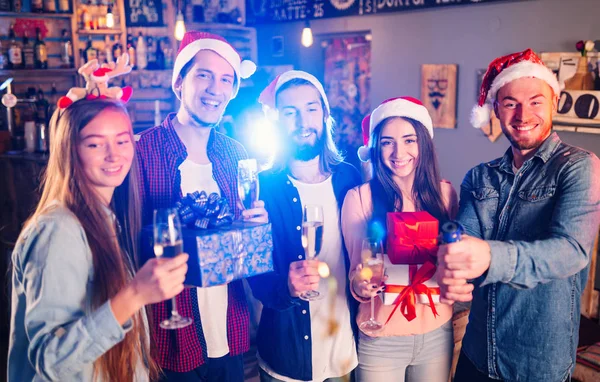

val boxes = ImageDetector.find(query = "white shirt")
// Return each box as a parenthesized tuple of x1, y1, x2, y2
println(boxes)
(178, 159, 230, 358)
(260, 176, 358, 381)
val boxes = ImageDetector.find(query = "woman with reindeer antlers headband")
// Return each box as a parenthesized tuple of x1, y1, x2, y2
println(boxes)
(8, 54, 188, 381)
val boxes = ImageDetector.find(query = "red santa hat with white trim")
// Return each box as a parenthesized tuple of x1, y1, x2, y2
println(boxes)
(172, 31, 256, 99)
(258, 70, 330, 120)
(357, 96, 433, 162)
(471, 48, 560, 128)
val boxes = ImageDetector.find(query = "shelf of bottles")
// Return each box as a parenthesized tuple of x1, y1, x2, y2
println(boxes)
(1, 0, 73, 15)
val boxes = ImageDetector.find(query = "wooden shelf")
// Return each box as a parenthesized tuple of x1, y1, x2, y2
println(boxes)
(77, 29, 123, 35)
(0, 68, 77, 76)
(0, 11, 74, 19)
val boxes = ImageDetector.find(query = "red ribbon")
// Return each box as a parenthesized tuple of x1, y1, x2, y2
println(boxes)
(384, 261, 440, 325)
(388, 212, 438, 264)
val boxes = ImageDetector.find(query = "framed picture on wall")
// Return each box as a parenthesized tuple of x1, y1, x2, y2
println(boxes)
(421, 64, 458, 129)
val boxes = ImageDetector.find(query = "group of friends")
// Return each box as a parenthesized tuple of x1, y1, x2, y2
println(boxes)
(6, 30, 600, 382)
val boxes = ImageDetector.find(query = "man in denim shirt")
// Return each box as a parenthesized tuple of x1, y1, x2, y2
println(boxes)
(437, 49, 600, 382)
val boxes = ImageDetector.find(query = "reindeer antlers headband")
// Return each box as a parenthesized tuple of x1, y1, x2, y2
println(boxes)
(57, 53, 134, 110)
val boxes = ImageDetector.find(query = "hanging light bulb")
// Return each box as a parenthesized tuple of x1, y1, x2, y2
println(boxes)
(106, 5, 115, 29)
(301, 21, 313, 48)
(175, 11, 186, 41)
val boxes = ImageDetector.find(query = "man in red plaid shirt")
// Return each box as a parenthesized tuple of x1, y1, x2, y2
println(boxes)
(135, 31, 267, 381)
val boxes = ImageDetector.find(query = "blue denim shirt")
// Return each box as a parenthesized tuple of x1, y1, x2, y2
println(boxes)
(458, 133, 600, 382)
(8, 205, 148, 382)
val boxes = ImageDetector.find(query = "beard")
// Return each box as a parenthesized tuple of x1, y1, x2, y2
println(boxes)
(288, 128, 325, 161)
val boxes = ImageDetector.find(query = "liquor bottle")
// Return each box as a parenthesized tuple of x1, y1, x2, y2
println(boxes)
(58, 0, 69, 12)
(0, 41, 6, 70)
(31, 0, 44, 12)
(112, 40, 123, 61)
(104, 36, 113, 63)
(48, 82, 58, 118)
(34, 28, 48, 69)
(22, 32, 35, 69)
(146, 36, 157, 70)
(163, 38, 173, 69)
(36, 88, 49, 123)
(85, 36, 97, 63)
(156, 38, 165, 70)
(136, 32, 147, 70)
(82, 7, 91, 30)
(60, 29, 73, 68)
(7, 25, 23, 70)
(127, 35, 136, 69)
(43, 0, 56, 13)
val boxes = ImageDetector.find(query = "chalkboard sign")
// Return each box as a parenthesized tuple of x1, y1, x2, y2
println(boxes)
(246, 0, 521, 24)
(124, 0, 164, 27)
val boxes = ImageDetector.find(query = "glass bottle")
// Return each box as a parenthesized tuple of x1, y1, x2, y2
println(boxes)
(8, 25, 23, 70)
(22, 32, 35, 69)
(34, 28, 48, 69)
(60, 29, 73, 68)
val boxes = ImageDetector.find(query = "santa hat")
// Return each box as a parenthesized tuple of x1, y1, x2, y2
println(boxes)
(172, 31, 257, 99)
(258, 70, 330, 120)
(471, 48, 560, 128)
(357, 97, 433, 163)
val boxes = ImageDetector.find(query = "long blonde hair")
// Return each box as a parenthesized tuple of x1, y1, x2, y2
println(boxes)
(25, 98, 161, 381)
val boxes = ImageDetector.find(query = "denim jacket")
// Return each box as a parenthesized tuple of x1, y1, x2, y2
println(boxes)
(458, 133, 600, 382)
(8, 205, 148, 382)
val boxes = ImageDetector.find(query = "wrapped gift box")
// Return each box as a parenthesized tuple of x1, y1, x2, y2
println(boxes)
(386, 211, 439, 264)
(141, 221, 274, 287)
(382, 255, 440, 307)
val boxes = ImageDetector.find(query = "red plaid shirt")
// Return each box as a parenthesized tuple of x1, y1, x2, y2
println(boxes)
(135, 114, 250, 372)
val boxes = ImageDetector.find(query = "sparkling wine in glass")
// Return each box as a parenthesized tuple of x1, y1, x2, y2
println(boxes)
(153, 208, 192, 330)
(299, 204, 324, 301)
(359, 238, 385, 333)
(238, 159, 259, 210)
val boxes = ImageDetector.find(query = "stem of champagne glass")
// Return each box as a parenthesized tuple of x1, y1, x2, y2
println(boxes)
(370, 295, 375, 320)
(171, 297, 179, 317)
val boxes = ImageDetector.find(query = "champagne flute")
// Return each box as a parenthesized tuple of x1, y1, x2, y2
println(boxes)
(359, 238, 385, 333)
(299, 204, 324, 301)
(238, 159, 259, 210)
(153, 208, 192, 330)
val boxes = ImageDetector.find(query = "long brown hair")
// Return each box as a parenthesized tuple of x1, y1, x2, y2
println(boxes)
(369, 117, 450, 239)
(25, 98, 161, 381)
(271, 78, 344, 174)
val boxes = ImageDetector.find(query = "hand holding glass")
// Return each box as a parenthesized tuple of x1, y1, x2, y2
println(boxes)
(299, 205, 324, 301)
(238, 159, 259, 210)
(359, 239, 385, 333)
(153, 208, 193, 330)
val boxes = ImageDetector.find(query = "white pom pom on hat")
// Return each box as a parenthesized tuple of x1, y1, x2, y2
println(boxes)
(472, 48, 560, 128)
(171, 31, 256, 99)
(357, 96, 433, 163)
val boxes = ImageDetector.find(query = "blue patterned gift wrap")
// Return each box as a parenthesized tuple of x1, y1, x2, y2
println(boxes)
(141, 221, 274, 287)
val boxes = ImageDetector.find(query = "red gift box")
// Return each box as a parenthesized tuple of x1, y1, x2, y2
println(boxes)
(386, 211, 439, 264)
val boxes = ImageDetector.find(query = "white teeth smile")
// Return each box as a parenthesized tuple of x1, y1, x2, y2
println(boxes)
(515, 125, 535, 131)
(300, 133, 311, 138)
(102, 166, 121, 173)
(392, 159, 410, 166)
(203, 99, 219, 107)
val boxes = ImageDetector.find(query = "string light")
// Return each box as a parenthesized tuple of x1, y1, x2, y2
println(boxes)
(301, 21, 313, 48)
(175, 11, 186, 41)
(106, 4, 114, 29)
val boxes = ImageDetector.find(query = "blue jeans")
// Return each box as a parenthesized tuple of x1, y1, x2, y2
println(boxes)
(159, 354, 244, 382)
(259, 368, 351, 382)
(357, 320, 454, 382)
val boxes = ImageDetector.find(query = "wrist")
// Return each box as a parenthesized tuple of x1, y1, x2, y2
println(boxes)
(110, 283, 144, 325)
